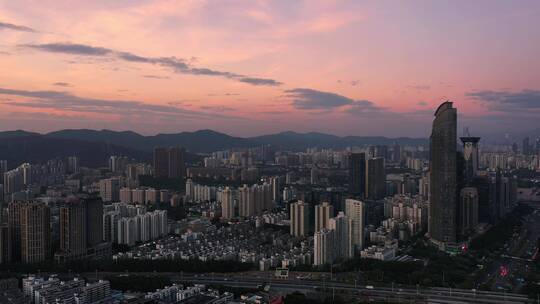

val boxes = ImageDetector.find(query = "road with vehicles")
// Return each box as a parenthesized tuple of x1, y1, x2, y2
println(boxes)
(480, 203, 540, 293)
(79, 270, 531, 303)
(175, 274, 531, 303)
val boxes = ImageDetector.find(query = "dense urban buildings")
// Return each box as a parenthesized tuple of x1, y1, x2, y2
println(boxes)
(0, 101, 534, 302)
(2, 1, 540, 300)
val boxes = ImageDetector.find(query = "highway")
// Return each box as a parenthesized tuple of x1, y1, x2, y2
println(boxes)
(480, 203, 540, 293)
(76, 270, 532, 303)
(169, 273, 531, 303)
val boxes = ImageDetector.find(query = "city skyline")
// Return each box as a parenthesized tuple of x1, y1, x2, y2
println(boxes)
(1, 2, 540, 302)
(1, 1, 540, 137)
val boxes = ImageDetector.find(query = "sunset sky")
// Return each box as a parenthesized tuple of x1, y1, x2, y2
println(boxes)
(1, 0, 539, 137)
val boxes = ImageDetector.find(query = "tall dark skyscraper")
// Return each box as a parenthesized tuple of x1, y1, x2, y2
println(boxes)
(375, 145, 389, 160)
(348, 153, 366, 197)
(522, 137, 530, 155)
(365, 157, 386, 200)
(153, 146, 186, 178)
(56, 196, 105, 262)
(392, 143, 402, 163)
(460, 136, 480, 183)
(59, 201, 87, 259)
(429, 101, 458, 247)
(85, 197, 104, 247)
(7, 201, 22, 263)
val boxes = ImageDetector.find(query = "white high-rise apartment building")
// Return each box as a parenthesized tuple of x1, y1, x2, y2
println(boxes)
(221, 187, 234, 220)
(185, 179, 194, 201)
(99, 178, 120, 202)
(328, 212, 353, 259)
(238, 184, 254, 217)
(314, 228, 335, 266)
(290, 201, 311, 237)
(345, 199, 365, 253)
(314, 202, 334, 232)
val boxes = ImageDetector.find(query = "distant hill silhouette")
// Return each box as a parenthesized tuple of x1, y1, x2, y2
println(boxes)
(250, 131, 427, 150)
(45, 129, 254, 153)
(44, 129, 427, 151)
(0, 129, 433, 168)
(0, 135, 148, 169)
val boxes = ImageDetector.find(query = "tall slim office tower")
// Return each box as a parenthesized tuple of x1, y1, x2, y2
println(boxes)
(7, 202, 22, 262)
(459, 187, 479, 234)
(168, 147, 186, 178)
(19, 202, 51, 263)
(328, 212, 352, 259)
(460, 136, 480, 182)
(290, 201, 312, 237)
(221, 187, 234, 220)
(314, 202, 334, 232)
(365, 157, 386, 200)
(523, 137, 530, 155)
(345, 199, 365, 253)
(348, 153, 366, 197)
(153, 147, 169, 178)
(85, 197, 104, 246)
(429, 101, 458, 246)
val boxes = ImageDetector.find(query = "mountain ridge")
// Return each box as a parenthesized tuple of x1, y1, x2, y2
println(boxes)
(0, 129, 429, 154)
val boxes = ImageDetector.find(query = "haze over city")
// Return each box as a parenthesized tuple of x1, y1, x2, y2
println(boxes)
(1, 0, 540, 137)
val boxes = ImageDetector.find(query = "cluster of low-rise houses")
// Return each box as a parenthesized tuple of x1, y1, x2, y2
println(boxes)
(21, 276, 113, 304)
(113, 219, 314, 271)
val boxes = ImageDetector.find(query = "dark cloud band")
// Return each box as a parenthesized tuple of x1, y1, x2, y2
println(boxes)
(21, 42, 282, 87)
(0, 21, 37, 33)
(286, 88, 385, 115)
(0, 87, 240, 121)
(467, 90, 540, 111)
